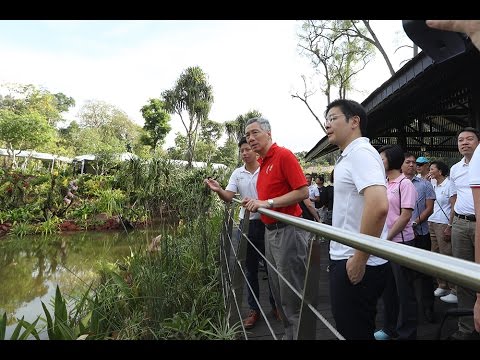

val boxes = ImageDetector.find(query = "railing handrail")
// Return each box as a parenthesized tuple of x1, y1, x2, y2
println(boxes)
(231, 197, 480, 292)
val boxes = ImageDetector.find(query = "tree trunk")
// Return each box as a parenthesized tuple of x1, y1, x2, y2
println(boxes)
(362, 20, 395, 76)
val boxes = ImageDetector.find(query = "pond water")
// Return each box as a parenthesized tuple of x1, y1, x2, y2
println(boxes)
(0, 225, 168, 340)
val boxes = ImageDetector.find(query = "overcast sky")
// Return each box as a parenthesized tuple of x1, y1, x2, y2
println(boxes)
(0, 20, 412, 153)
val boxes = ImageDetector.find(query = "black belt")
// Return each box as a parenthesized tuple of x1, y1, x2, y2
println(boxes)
(240, 218, 262, 222)
(265, 222, 288, 231)
(454, 212, 476, 222)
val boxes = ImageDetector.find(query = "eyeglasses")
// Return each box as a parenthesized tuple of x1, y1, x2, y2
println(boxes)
(416, 163, 427, 166)
(324, 114, 346, 127)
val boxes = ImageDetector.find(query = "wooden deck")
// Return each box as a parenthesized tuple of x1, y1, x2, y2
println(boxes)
(238, 239, 460, 340)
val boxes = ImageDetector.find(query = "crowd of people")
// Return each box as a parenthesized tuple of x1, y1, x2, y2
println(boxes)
(204, 20, 480, 340)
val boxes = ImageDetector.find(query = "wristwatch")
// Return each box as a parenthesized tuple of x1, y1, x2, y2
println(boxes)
(267, 199, 274, 208)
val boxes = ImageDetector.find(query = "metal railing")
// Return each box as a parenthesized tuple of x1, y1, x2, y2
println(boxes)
(218, 197, 480, 340)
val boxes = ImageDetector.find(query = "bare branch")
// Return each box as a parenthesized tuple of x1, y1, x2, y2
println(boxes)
(394, 44, 413, 54)
(291, 76, 326, 133)
(361, 20, 395, 75)
(291, 93, 326, 134)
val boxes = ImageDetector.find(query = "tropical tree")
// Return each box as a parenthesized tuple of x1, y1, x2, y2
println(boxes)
(77, 100, 142, 154)
(212, 137, 238, 168)
(140, 98, 171, 152)
(199, 119, 223, 144)
(167, 133, 188, 161)
(224, 110, 262, 146)
(194, 141, 217, 164)
(57, 121, 82, 156)
(0, 109, 56, 168)
(224, 110, 262, 164)
(53, 92, 76, 113)
(0, 83, 74, 126)
(107, 109, 142, 151)
(77, 100, 115, 128)
(192, 119, 223, 163)
(76, 127, 125, 156)
(74, 127, 125, 175)
(162, 66, 214, 167)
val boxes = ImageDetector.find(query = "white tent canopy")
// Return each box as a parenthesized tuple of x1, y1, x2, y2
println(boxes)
(72, 152, 139, 174)
(169, 159, 227, 170)
(0, 148, 73, 163)
(0, 148, 227, 173)
(0, 148, 72, 172)
(73, 152, 138, 163)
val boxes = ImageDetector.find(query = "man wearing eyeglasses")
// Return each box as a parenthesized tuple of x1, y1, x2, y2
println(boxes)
(324, 99, 389, 340)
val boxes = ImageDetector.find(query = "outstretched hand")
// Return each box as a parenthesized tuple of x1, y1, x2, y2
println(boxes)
(204, 178, 221, 192)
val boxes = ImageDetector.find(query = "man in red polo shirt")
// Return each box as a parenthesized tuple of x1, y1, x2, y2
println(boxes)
(242, 116, 309, 340)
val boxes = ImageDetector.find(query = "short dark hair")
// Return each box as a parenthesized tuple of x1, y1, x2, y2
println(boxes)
(325, 99, 368, 136)
(456, 127, 480, 141)
(404, 152, 416, 160)
(430, 160, 450, 176)
(316, 175, 325, 182)
(378, 144, 405, 170)
(238, 136, 248, 147)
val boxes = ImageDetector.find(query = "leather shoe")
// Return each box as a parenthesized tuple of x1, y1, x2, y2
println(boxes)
(243, 310, 260, 329)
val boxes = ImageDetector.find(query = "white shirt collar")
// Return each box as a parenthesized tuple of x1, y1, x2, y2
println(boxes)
(340, 137, 370, 158)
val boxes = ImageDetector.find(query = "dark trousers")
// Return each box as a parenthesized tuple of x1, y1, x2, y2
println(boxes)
(413, 233, 435, 313)
(381, 239, 418, 340)
(329, 259, 389, 340)
(240, 219, 275, 311)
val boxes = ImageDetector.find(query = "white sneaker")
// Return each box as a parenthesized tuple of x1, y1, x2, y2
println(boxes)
(434, 288, 449, 297)
(440, 293, 458, 304)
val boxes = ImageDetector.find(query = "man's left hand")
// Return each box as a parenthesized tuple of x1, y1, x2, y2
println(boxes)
(346, 257, 366, 285)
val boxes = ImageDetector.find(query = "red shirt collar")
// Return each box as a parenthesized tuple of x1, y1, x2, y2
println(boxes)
(260, 143, 278, 163)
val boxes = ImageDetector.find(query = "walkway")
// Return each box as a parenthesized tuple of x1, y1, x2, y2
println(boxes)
(240, 240, 460, 340)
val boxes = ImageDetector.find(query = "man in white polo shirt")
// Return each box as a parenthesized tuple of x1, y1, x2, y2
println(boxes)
(204, 136, 277, 330)
(447, 127, 480, 340)
(305, 173, 320, 212)
(324, 98, 389, 340)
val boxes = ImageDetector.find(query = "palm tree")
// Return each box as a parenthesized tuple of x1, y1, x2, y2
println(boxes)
(162, 66, 214, 167)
